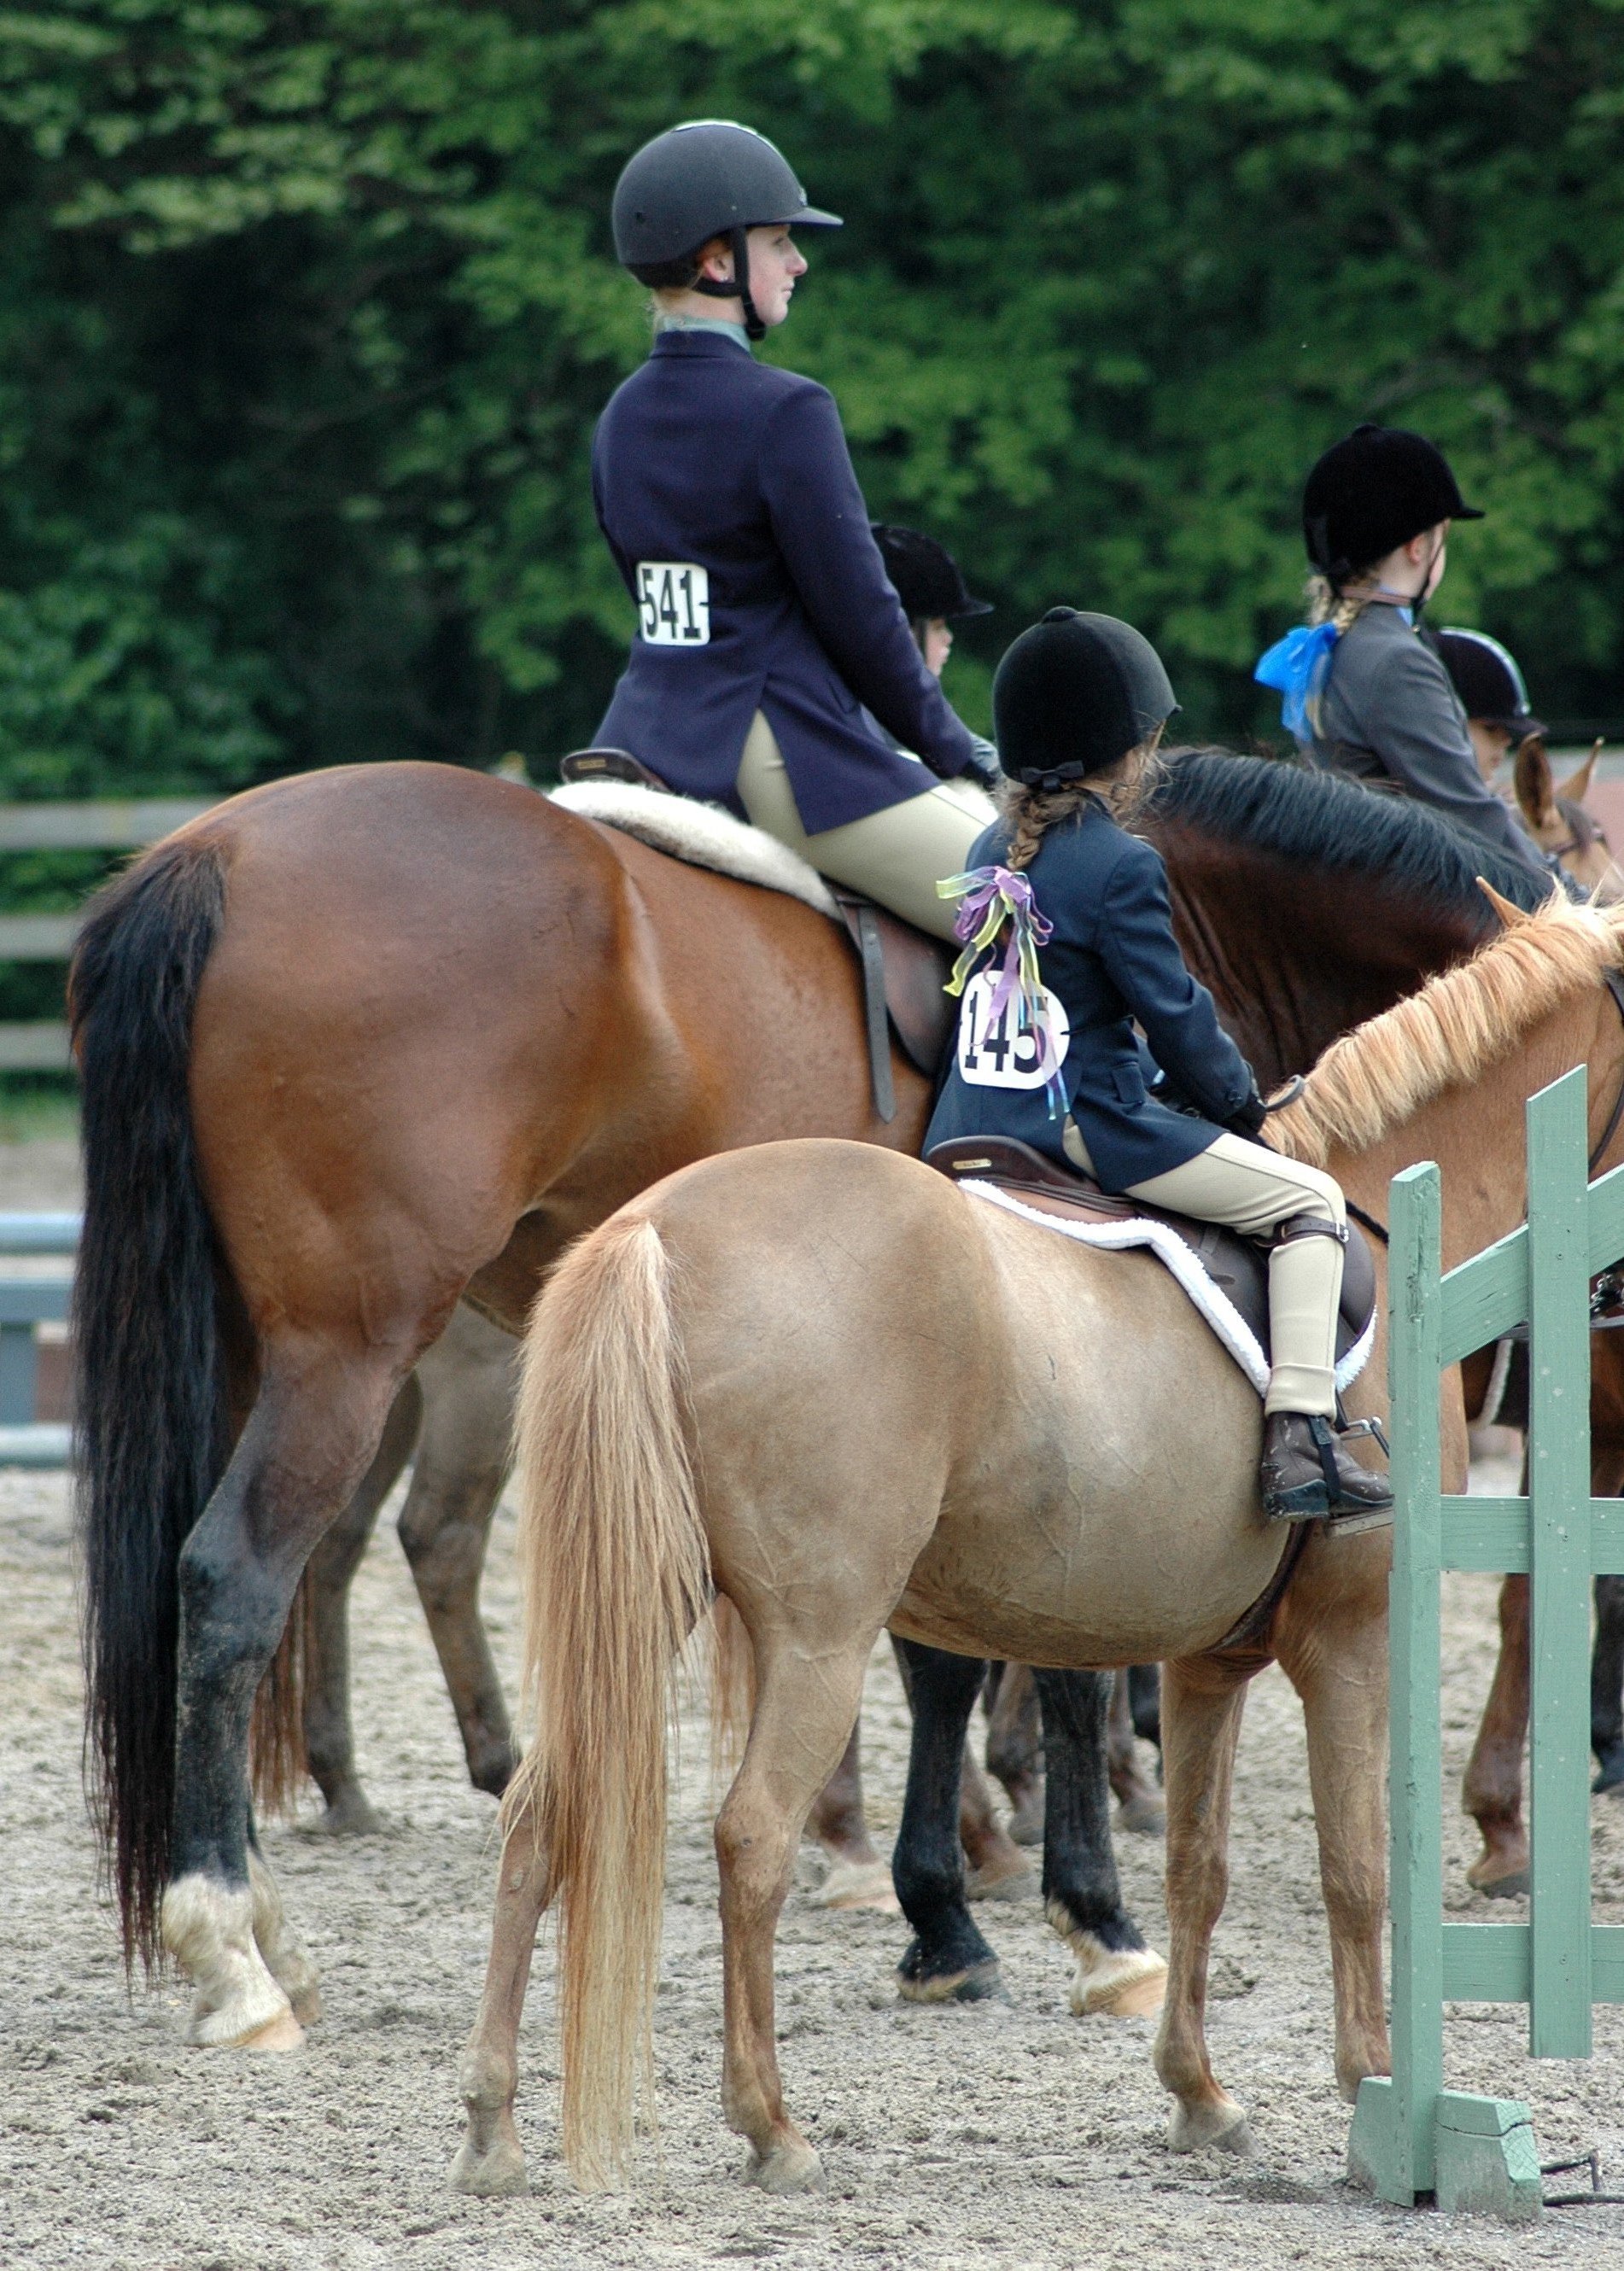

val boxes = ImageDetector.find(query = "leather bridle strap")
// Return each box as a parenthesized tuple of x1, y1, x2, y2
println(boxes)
(1342, 964, 1624, 1250)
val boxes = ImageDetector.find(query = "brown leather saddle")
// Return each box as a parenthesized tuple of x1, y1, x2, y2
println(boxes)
(926, 1133, 1376, 1375)
(560, 747, 954, 1120)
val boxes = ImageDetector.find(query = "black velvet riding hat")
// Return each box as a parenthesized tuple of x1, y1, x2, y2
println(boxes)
(871, 523, 991, 622)
(1434, 628, 1546, 739)
(1302, 423, 1483, 583)
(993, 609, 1177, 791)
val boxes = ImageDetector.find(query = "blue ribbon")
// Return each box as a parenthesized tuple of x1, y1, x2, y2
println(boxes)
(1254, 620, 1341, 742)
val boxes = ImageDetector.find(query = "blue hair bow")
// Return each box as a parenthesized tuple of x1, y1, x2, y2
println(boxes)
(1254, 621, 1341, 742)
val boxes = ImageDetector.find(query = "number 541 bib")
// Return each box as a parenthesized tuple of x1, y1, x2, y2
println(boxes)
(955, 969, 1071, 1090)
(637, 561, 710, 645)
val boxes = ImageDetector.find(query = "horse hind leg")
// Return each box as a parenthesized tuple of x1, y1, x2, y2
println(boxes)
(1032, 1667, 1165, 2017)
(162, 1352, 406, 2050)
(397, 1305, 520, 1797)
(452, 1804, 551, 2198)
(984, 1661, 1046, 1848)
(1461, 1572, 1532, 1895)
(301, 1371, 424, 1834)
(717, 1640, 878, 2192)
(807, 1718, 898, 1913)
(1108, 1667, 1166, 1835)
(1592, 1574, 1624, 1795)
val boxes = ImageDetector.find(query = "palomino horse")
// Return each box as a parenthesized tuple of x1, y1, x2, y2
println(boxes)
(454, 890, 1624, 2197)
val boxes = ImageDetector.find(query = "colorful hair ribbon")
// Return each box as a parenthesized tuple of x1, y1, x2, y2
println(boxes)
(1254, 619, 1341, 742)
(937, 863, 1067, 1117)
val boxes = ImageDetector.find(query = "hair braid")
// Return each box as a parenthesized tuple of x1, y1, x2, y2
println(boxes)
(1305, 571, 1373, 634)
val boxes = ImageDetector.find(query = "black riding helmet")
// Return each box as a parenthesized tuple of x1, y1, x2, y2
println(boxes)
(1434, 628, 1547, 739)
(871, 524, 991, 624)
(994, 609, 1178, 791)
(1303, 423, 1483, 585)
(611, 120, 842, 341)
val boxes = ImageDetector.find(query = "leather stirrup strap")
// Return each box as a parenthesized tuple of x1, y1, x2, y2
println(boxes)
(834, 893, 896, 1124)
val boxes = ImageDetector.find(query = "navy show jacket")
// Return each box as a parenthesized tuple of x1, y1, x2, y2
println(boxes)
(591, 330, 977, 832)
(926, 801, 1254, 1192)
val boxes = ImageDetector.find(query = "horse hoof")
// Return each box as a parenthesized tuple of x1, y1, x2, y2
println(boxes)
(746, 2141, 826, 2195)
(897, 1957, 1006, 2005)
(813, 1859, 899, 1912)
(234, 2009, 307, 2054)
(1469, 1862, 1530, 1900)
(1116, 1791, 1166, 1836)
(287, 1982, 324, 2027)
(1595, 1763, 1624, 1798)
(303, 1788, 384, 1838)
(965, 1853, 1036, 1902)
(449, 2131, 529, 2198)
(467, 1748, 516, 1801)
(1067, 1944, 1167, 2019)
(1168, 2098, 1253, 2156)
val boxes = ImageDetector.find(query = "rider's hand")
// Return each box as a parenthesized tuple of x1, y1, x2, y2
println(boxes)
(1226, 1084, 1270, 1141)
(963, 737, 1002, 794)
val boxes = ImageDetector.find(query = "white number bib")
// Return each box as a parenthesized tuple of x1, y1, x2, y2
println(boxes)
(956, 970, 1071, 1091)
(636, 561, 710, 646)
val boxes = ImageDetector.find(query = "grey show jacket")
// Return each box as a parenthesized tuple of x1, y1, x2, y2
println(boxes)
(1307, 601, 1550, 881)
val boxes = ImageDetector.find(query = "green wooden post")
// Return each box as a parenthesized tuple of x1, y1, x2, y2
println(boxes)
(1350, 1161, 1445, 2204)
(1527, 1068, 1594, 2057)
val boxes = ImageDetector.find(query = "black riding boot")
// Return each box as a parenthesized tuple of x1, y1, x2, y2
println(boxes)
(1260, 1411, 1393, 1530)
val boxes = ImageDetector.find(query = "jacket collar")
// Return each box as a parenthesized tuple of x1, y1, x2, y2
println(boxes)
(649, 328, 753, 360)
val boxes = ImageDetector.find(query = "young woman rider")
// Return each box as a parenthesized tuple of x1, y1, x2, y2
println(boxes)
(1255, 423, 1552, 883)
(927, 608, 1393, 1527)
(590, 120, 998, 938)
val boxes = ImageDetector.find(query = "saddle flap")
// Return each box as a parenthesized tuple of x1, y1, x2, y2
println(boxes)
(833, 892, 955, 1079)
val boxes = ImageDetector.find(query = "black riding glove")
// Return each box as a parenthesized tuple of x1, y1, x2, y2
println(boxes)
(962, 737, 1003, 795)
(1226, 1084, 1269, 1141)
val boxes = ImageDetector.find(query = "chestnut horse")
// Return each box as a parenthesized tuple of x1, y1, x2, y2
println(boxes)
(459, 891, 1624, 2198)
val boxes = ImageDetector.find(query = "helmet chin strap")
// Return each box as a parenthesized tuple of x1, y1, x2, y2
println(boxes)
(692, 225, 766, 340)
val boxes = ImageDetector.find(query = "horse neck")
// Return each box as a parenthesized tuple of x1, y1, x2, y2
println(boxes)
(1333, 986, 1624, 1270)
(1154, 821, 1488, 1086)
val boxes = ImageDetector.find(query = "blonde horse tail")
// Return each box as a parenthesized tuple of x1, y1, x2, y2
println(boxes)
(502, 1211, 710, 2191)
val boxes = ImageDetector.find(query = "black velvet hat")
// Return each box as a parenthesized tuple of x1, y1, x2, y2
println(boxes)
(871, 524, 991, 622)
(1303, 423, 1483, 582)
(1434, 628, 1546, 738)
(993, 609, 1177, 790)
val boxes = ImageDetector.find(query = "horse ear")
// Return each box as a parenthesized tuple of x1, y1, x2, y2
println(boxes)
(1477, 879, 1529, 929)
(1558, 738, 1604, 806)
(1514, 734, 1555, 825)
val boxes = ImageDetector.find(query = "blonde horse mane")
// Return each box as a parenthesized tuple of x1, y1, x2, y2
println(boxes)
(1270, 887, 1624, 1168)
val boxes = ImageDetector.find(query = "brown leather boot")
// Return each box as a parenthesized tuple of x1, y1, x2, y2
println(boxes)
(1261, 1412, 1393, 1531)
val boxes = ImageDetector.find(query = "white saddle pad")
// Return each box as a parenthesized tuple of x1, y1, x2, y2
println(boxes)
(549, 780, 838, 919)
(958, 1178, 1374, 1398)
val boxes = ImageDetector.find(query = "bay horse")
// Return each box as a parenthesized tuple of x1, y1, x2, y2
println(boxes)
(458, 889, 1624, 2197)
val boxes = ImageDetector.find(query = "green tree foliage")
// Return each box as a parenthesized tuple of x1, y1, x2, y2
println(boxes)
(0, 0, 1621, 794)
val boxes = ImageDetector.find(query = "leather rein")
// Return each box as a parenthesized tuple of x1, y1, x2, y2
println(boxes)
(1341, 965, 1624, 1251)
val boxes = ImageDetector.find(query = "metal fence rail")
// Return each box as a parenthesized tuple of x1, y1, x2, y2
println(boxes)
(1349, 1065, 1624, 2218)
(0, 1211, 78, 1465)
(0, 797, 216, 1068)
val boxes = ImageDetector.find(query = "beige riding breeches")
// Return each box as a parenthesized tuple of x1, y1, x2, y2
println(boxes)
(736, 711, 997, 941)
(1064, 1124, 1347, 1418)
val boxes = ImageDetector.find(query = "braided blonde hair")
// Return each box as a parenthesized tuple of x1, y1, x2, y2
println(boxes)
(1305, 570, 1375, 634)
(999, 735, 1165, 873)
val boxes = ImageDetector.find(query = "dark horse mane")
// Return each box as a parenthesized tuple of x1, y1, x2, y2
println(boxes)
(1148, 746, 1551, 922)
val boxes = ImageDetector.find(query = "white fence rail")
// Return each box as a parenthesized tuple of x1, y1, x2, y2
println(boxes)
(0, 797, 217, 1069)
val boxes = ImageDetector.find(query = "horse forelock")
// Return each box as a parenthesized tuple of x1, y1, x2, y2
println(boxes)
(1268, 890, 1624, 1167)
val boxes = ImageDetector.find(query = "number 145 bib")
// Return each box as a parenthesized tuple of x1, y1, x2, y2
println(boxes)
(955, 969, 1071, 1090)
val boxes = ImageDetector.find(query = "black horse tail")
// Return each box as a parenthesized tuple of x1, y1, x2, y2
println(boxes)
(71, 834, 231, 1972)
